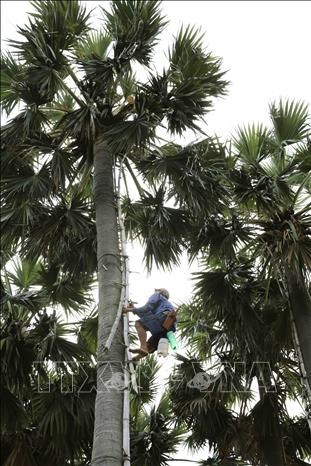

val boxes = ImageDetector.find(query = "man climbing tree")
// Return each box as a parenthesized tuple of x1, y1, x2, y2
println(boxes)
(123, 288, 177, 361)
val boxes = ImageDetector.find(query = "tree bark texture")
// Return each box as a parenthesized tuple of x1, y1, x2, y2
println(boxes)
(91, 140, 124, 466)
(254, 385, 286, 466)
(286, 267, 311, 402)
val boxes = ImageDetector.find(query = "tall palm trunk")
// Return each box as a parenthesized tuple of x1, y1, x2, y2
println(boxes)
(254, 382, 286, 466)
(91, 140, 124, 466)
(285, 267, 311, 404)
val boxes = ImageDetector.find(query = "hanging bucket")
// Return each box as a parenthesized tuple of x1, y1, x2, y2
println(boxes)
(157, 338, 169, 357)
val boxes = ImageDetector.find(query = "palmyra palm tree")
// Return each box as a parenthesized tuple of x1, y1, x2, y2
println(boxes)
(230, 99, 311, 409)
(1, 259, 96, 465)
(1, 1, 228, 464)
(166, 100, 311, 465)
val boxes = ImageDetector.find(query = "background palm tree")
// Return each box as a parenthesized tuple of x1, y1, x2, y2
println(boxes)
(129, 356, 185, 466)
(0, 259, 96, 465)
(230, 100, 311, 405)
(1, 1, 228, 464)
(166, 99, 311, 465)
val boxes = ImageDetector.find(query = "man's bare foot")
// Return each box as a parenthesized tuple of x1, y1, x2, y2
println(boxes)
(132, 351, 149, 362)
(130, 347, 149, 355)
(129, 348, 149, 355)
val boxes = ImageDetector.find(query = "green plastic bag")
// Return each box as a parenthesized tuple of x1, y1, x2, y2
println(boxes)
(167, 331, 178, 350)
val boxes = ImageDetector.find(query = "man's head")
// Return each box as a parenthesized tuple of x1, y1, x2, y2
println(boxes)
(155, 288, 169, 299)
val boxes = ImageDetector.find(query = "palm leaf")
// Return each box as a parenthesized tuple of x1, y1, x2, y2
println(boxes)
(2, 164, 52, 203)
(78, 313, 98, 355)
(293, 140, 311, 175)
(75, 30, 112, 61)
(42, 90, 76, 123)
(30, 0, 91, 49)
(137, 138, 227, 214)
(2, 107, 49, 144)
(103, 0, 167, 66)
(0, 53, 27, 115)
(118, 69, 138, 100)
(233, 123, 270, 164)
(3, 435, 36, 466)
(188, 214, 252, 261)
(7, 259, 41, 290)
(131, 392, 184, 466)
(57, 104, 98, 146)
(0, 385, 27, 433)
(9, 20, 67, 101)
(123, 189, 189, 270)
(22, 193, 95, 267)
(167, 25, 228, 134)
(270, 99, 310, 145)
(130, 354, 160, 414)
(38, 265, 94, 313)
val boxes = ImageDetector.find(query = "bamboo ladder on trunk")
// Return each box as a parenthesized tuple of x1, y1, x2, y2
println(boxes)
(103, 158, 138, 466)
(119, 196, 138, 466)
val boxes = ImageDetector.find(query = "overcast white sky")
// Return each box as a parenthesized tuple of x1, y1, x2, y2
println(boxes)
(1, 1, 311, 463)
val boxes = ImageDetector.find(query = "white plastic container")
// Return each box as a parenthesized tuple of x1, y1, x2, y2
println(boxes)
(157, 338, 169, 357)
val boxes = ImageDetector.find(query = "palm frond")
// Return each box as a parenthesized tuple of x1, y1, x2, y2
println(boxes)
(103, 0, 167, 66)
(167, 25, 228, 134)
(57, 104, 98, 146)
(270, 99, 310, 146)
(38, 266, 94, 313)
(169, 356, 235, 452)
(8, 19, 66, 100)
(1, 318, 36, 395)
(78, 313, 98, 355)
(21, 193, 95, 268)
(2, 164, 53, 203)
(7, 0, 91, 104)
(7, 259, 41, 291)
(193, 260, 264, 352)
(75, 30, 112, 61)
(118, 69, 138, 100)
(33, 319, 89, 362)
(0, 200, 45, 256)
(256, 208, 311, 271)
(42, 90, 76, 123)
(0, 385, 28, 433)
(103, 94, 160, 153)
(130, 354, 160, 414)
(31, 368, 95, 463)
(282, 416, 311, 459)
(30, 0, 91, 49)
(0, 53, 27, 115)
(2, 107, 49, 144)
(131, 392, 184, 466)
(293, 140, 311, 175)
(123, 189, 189, 270)
(2, 434, 36, 466)
(137, 138, 228, 214)
(229, 160, 294, 213)
(199, 458, 250, 466)
(233, 124, 271, 164)
(21, 132, 81, 191)
(188, 213, 252, 261)
(1, 288, 47, 315)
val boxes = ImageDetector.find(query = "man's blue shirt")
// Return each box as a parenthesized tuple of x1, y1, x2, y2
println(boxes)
(133, 292, 176, 334)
